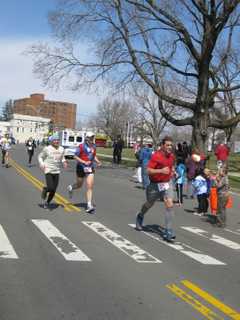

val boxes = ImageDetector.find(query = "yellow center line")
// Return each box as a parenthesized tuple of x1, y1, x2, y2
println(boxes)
(10, 159, 80, 212)
(10, 159, 70, 211)
(182, 280, 240, 320)
(166, 284, 224, 320)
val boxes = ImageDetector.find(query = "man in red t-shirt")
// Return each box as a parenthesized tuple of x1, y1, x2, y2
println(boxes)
(136, 136, 176, 242)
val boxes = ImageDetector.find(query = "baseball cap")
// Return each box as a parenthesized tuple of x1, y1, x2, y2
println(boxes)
(48, 133, 60, 142)
(85, 132, 95, 138)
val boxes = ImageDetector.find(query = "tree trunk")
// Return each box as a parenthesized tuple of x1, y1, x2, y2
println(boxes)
(191, 116, 208, 153)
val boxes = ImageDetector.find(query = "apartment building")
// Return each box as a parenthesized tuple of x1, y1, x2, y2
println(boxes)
(13, 93, 76, 129)
(0, 114, 50, 143)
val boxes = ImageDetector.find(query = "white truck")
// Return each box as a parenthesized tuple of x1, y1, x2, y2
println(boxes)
(58, 129, 85, 158)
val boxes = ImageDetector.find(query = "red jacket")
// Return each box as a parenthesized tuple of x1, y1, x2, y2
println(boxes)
(214, 144, 229, 161)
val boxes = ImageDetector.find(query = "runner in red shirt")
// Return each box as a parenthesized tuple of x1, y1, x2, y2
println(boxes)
(67, 132, 101, 213)
(136, 136, 176, 242)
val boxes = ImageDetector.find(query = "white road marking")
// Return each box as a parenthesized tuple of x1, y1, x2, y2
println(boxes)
(32, 220, 91, 261)
(82, 221, 161, 263)
(225, 228, 240, 236)
(181, 227, 240, 250)
(128, 224, 225, 265)
(0, 225, 18, 259)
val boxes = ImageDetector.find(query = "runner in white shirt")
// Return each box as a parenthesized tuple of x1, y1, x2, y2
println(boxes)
(38, 134, 67, 209)
(1, 135, 11, 168)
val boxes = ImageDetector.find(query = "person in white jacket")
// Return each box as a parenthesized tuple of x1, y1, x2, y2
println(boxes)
(38, 134, 67, 209)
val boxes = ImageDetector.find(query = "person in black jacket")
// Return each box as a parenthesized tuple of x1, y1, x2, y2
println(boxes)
(25, 137, 36, 166)
(113, 136, 124, 164)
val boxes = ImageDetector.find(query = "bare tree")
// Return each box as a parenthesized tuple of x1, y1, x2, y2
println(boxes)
(28, 0, 240, 151)
(89, 97, 137, 141)
(132, 85, 174, 147)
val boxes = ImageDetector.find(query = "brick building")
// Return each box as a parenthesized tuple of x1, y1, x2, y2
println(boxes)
(13, 93, 76, 129)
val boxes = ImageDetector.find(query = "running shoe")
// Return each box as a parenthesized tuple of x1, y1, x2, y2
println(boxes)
(41, 187, 47, 200)
(163, 229, 175, 242)
(67, 185, 73, 199)
(86, 205, 95, 214)
(135, 213, 144, 231)
(43, 201, 49, 210)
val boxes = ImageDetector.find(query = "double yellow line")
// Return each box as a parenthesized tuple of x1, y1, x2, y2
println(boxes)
(167, 280, 240, 320)
(10, 159, 80, 213)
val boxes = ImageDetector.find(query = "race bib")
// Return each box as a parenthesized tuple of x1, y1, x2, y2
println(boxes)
(28, 146, 32, 150)
(157, 182, 169, 192)
(83, 166, 93, 173)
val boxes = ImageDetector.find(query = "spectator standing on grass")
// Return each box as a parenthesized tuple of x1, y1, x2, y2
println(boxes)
(133, 142, 142, 184)
(113, 135, 124, 164)
(182, 141, 191, 161)
(175, 157, 186, 206)
(192, 168, 209, 216)
(185, 153, 199, 198)
(214, 142, 230, 169)
(215, 166, 230, 227)
(139, 143, 153, 189)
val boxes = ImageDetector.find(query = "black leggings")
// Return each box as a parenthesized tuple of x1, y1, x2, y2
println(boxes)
(44, 173, 59, 203)
(2, 150, 6, 164)
(176, 184, 183, 204)
(28, 150, 34, 164)
(197, 194, 209, 213)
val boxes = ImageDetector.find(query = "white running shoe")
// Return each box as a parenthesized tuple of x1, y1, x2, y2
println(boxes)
(67, 185, 73, 199)
(86, 205, 95, 214)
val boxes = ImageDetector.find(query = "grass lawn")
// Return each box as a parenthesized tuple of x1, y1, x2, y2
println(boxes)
(97, 147, 135, 159)
(97, 147, 239, 191)
(97, 147, 240, 172)
(229, 176, 240, 190)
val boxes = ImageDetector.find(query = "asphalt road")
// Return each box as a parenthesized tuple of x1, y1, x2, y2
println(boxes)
(0, 144, 240, 320)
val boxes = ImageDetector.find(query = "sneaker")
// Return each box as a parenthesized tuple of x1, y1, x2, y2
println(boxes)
(86, 205, 95, 213)
(136, 213, 144, 231)
(163, 229, 175, 242)
(43, 202, 49, 210)
(67, 185, 73, 199)
(193, 212, 203, 216)
(41, 187, 47, 200)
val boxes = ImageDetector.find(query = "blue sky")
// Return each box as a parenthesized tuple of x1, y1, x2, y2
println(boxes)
(0, 0, 54, 38)
(0, 0, 101, 121)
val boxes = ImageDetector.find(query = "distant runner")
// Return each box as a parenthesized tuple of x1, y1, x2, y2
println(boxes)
(25, 137, 36, 166)
(0, 134, 11, 168)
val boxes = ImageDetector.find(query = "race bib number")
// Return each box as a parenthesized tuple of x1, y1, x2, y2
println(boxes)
(28, 146, 32, 150)
(83, 166, 93, 173)
(157, 182, 169, 192)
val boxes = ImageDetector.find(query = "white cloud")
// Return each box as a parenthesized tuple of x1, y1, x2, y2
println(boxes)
(0, 38, 103, 120)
